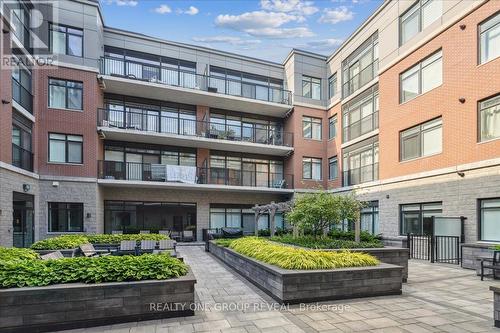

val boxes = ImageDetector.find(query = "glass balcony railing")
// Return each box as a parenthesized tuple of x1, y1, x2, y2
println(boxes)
(98, 161, 293, 189)
(343, 111, 379, 142)
(12, 143, 33, 172)
(12, 78, 33, 113)
(97, 108, 293, 147)
(342, 162, 379, 186)
(342, 60, 379, 99)
(99, 56, 292, 105)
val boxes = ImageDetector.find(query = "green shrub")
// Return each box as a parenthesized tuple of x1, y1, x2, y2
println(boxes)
(227, 237, 379, 270)
(31, 234, 169, 250)
(272, 235, 383, 249)
(257, 228, 289, 237)
(0, 247, 39, 262)
(327, 229, 382, 243)
(214, 239, 234, 247)
(0, 253, 187, 288)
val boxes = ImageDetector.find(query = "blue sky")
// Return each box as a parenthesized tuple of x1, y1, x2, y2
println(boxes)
(100, 0, 383, 62)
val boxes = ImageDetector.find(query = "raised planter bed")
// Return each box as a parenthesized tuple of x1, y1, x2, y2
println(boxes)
(462, 243, 495, 271)
(0, 269, 196, 333)
(209, 242, 403, 304)
(491, 286, 500, 328)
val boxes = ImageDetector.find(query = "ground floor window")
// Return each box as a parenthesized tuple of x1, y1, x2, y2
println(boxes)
(104, 201, 196, 234)
(479, 198, 500, 242)
(335, 201, 378, 234)
(48, 202, 83, 232)
(400, 202, 442, 235)
(209, 205, 284, 233)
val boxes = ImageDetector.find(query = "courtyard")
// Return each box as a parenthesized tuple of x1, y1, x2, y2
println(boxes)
(59, 245, 500, 333)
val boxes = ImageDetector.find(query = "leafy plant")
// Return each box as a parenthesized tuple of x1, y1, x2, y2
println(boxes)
(31, 234, 169, 250)
(86, 234, 168, 244)
(0, 247, 39, 262)
(271, 235, 383, 249)
(257, 228, 289, 237)
(214, 239, 234, 247)
(327, 230, 382, 243)
(226, 237, 379, 270)
(0, 253, 188, 288)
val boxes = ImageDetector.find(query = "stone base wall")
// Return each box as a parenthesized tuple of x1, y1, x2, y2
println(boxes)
(0, 270, 196, 333)
(462, 243, 494, 270)
(491, 287, 500, 328)
(209, 242, 403, 304)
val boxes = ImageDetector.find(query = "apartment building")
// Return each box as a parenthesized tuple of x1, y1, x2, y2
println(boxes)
(0, 0, 498, 248)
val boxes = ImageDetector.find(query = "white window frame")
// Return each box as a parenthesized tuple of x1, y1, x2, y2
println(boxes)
(400, 50, 442, 103)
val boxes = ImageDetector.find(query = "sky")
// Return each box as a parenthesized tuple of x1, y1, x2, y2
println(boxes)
(99, 0, 383, 63)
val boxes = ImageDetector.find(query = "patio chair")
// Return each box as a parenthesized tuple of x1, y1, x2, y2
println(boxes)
(139, 230, 150, 234)
(182, 230, 194, 242)
(112, 230, 123, 234)
(481, 250, 500, 281)
(140, 240, 157, 253)
(170, 231, 181, 241)
(40, 251, 65, 260)
(154, 239, 177, 256)
(79, 243, 111, 257)
(159, 230, 171, 237)
(119, 240, 138, 255)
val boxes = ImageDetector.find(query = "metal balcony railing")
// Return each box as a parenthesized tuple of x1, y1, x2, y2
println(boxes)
(342, 162, 379, 186)
(12, 78, 33, 113)
(99, 56, 292, 105)
(343, 111, 379, 142)
(97, 108, 293, 147)
(98, 161, 293, 189)
(12, 143, 33, 172)
(342, 60, 379, 99)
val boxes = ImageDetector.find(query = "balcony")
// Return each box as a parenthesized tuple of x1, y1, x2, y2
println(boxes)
(98, 56, 292, 117)
(12, 77, 32, 114)
(342, 60, 379, 99)
(98, 161, 294, 193)
(97, 109, 294, 156)
(342, 163, 378, 187)
(343, 111, 378, 143)
(12, 143, 33, 172)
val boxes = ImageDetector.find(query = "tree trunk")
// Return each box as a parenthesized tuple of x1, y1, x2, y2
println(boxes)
(354, 213, 361, 243)
(269, 204, 276, 238)
(254, 209, 259, 237)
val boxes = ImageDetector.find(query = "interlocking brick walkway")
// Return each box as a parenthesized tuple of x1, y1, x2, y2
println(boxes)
(65, 246, 500, 333)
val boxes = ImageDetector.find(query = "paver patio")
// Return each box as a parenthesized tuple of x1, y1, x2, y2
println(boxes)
(62, 246, 500, 333)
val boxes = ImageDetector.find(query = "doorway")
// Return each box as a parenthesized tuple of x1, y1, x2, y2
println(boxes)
(12, 192, 34, 248)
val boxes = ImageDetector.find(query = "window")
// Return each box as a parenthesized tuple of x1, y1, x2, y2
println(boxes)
(302, 75, 321, 100)
(303, 116, 322, 140)
(302, 157, 322, 180)
(343, 141, 379, 186)
(48, 202, 84, 232)
(50, 23, 83, 57)
(361, 201, 379, 235)
(328, 157, 338, 180)
(479, 198, 500, 242)
(49, 78, 83, 110)
(400, 117, 442, 161)
(400, 50, 442, 103)
(342, 85, 379, 142)
(479, 94, 500, 142)
(400, 202, 442, 235)
(49, 133, 83, 164)
(400, 0, 442, 45)
(209, 206, 284, 231)
(328, 73, 337, 99)
(328, 116, 337, 140)
(479, 11, 500, 64)
(12, 115, 32, 171)
(12, 56, 32, 113)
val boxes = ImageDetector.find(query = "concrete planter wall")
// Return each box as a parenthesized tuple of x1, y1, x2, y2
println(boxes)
(491, 286, 500, 328)
(462, 243, 494, 271)
(0, 270, 196, 333)
(209, 242, 403, 304)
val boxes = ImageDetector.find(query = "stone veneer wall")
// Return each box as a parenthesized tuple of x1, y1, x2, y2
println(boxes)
(491, 286, 500, 328)
(462, 243, 495, 270)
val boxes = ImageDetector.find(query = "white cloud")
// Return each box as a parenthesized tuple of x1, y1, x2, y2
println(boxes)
(106, 0, 138, 6)
(245, 27, 314, 38)
(192, 36, 261, 46)
(304, 38, 343, 50)
(318, 6, 354, 24)
(260, 0, 318, 16)
(154, 4, 172, 14)
(177, 6, 199, 15)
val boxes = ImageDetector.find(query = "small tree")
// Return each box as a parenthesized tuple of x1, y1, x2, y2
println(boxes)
(337, 194, 365, 243)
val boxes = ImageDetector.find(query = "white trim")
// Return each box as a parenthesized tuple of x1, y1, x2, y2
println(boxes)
(292, 101, 328, 111)
(12, 100, 35, 122)
(39, 175, 97, 183)
(327, 97, 341, 110)
(340, 78, 379, 106)
(0, 162, 39, 179)
(341, 130, 379, 149)
(51, 61, 99, 73)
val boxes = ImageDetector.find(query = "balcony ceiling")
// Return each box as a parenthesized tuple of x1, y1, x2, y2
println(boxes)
(99, 75, 292, 117)
(98, 127, 293, 156)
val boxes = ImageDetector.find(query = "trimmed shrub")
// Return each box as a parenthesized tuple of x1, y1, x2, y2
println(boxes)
(271, 235, 383, 249)
(227, 237, 379, 270)
(214, 239, 234, 247)
(0, 253, 188, 288)
(328, 230, 382, 243)
(0, 247, 39, 262)
(31, 234, 169, 250)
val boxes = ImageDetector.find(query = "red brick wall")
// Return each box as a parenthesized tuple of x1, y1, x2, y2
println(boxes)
(35, 66, 102, 178)
(378, 1, 500, 180)
(0, 28, 13, 165)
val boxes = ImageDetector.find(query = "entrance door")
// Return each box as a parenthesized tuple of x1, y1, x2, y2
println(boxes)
(242, 213, 255, 235)
(12, 192, 34, 248)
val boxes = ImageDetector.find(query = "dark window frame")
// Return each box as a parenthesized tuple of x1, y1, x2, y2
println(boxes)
(399, 201, 442, 235)
(478, 197, 500, 242)
(478, 10, 500, 64)
(48, 78, 84, 110)
(399, 116, 442, 161)
(49, 23, 84, 57)
(328, 73, 337, 99)
(302, 75, 321, 100)
(302, 116, 322, 140)
(48, 202, 84, 233)
(48, 132, 83, 164)
(328, 156, 338, 180)
(328, 115, 337, 140)
(477, 93, 500, 142)
(302, 156, 322, 180)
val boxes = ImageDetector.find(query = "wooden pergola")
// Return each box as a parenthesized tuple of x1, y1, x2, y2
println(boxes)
(252, 201, 293, 237)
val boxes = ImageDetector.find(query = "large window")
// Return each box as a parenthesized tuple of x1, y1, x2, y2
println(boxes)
(361, 201, 379, 235)
(209, 205, 284, 232)
(400, 202, 442, 235)
(400, 0, 442, 45)
(302, 75, 321, 100)
(479, 198, 500, 242)
(303, 116, 322, 140)
(49, 133, 83, 164)
(12, 55, 32, 113)
(400, 117, 442, 161)
(328, 73, 337, 99)
(48, 203, 84, 232)
(328, 157, 338, 180)
(400, 50, 442, 103)
(50, 23, 83, 57)
(479, 11, 500, 64)
(342, 85, 379, 142)
(343, 140, 379, 186)
(329, 116, 337, 140)
(302, 157, 322, 180)
(479, 94, 500, 142)
(12, 114, 32, 171)
(49, 78, 83, 110)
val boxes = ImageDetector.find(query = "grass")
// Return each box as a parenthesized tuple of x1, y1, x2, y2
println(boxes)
(270, 235, 383, 249)
(222, 237, 379, 270)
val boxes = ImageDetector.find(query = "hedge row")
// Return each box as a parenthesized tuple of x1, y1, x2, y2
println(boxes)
(270, 235, 383, 249)
(31, 234, 169, 250)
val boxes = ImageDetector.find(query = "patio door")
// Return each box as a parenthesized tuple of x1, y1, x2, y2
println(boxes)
(126, 153, 142, 180)
(12, 192, 34, 248)
(242, 213, 255, 235)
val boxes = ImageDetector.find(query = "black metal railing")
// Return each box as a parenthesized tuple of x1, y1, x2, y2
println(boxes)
(12, 78, 33, 113)
(12, 143, 33, 171)
(10, 8, 31, 53)
(342, 162, 379, 186)
(97, 108, 293, 147)
(343, 111, 378, 142)
(342, 60, 379, 98)
(98, 161, 293, 189)
(100, 56, 292, 105)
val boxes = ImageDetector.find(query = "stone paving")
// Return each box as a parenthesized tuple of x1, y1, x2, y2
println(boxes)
(63, 246, 500, 333)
